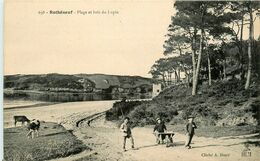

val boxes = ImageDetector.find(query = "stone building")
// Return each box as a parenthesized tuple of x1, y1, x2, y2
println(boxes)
(152, 83, 161, 98)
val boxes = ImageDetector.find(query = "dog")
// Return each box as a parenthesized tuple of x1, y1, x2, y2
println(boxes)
(26, 119, 40, 139)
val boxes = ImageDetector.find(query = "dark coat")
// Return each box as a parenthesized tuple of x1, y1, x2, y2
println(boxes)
(154, 123, 167, 133)
(186, 122, 197, 135)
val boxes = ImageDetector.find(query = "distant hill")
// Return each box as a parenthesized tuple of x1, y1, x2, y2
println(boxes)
(4, 73, 154, 94)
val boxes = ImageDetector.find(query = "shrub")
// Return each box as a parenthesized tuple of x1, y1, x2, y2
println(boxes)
(105, 79, 259, 127)
(105, 101, 143, 121)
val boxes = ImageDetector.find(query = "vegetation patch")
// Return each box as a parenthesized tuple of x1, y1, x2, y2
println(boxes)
(106, 79, 260, 137)
(4, 122, 88, 161)
(169, 124, 260, 138)
(105, 101, 143, 121)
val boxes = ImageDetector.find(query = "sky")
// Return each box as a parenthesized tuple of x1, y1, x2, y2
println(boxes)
(4, 0, 260, 78)
(4, 0, 173, 78)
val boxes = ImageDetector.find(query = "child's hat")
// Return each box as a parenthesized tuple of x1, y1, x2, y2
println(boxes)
(156, 118, 161, 121)
(187, 116, 195, 119)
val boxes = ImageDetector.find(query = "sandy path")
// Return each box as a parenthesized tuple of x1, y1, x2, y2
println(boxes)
(50, 115, 260, 161)
(5, 101, 260, 161)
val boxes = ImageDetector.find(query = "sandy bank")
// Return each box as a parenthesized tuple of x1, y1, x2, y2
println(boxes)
(4, 100, 117, 128)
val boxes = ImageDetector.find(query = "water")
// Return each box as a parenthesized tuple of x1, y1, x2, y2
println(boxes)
(4, 90, 151, 103)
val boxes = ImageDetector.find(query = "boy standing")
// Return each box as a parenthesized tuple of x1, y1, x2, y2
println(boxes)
(120, 117, 134, 151)
(185, 116, 197, 149)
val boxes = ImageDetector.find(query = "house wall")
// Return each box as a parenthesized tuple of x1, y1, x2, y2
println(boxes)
(152, 83, 161, 98)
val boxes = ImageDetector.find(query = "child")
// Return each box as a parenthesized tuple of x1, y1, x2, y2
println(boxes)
(153, 118, 167, 144)
(185, 116, 197, 149)
(120, 117, 134, 151)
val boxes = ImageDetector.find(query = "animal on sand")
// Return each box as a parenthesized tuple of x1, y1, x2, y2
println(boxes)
(26, 119, 41, 139)
(13, 115, 30, 126)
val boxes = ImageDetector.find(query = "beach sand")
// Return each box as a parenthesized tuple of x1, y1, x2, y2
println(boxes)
(3, 100, 117, 128)
(4, 100, 260, 161)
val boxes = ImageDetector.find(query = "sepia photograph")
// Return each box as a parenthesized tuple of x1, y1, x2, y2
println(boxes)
(3, 0, 260, 161)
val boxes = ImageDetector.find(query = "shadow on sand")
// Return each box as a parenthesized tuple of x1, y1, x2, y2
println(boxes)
(192, 142, 248, 149)
(135, 144, 160, 150)
(135, 141, 186, 149)
(41, 131, 68, 137)
(172, 141, 185, 147)
(221, 134, 260, 140)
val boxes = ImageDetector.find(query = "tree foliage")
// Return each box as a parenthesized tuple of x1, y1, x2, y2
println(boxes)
(150, 0, 260, 94)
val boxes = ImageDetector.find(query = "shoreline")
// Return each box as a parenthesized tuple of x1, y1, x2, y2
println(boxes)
(3, 102, 60, 110)
(4, 89, 97, 94)
(4, 88, 153, 96)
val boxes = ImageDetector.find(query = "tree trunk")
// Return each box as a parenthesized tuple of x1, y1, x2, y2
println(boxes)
(162, 74, 167, 87)
(208, 53, 212, 86)
(223, 59, 227, 80)
(191, 32, 197, 95)
(168, 72, 171, 85)
(165, 72, 169, 86)
(192, 29, 204, 95)
(245, 4, 253, 90)
(240, 14, 244, 80)
(175, 71, 178, 83)
(178, 68, 181, 82)
(184, 69, 190, 87)
(186, 74, 189, 85)
(178, 43, 182, 55)
(169, 72, 171, 85)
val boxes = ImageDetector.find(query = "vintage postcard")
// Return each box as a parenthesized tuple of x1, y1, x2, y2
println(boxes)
(3, 0, 260, 161)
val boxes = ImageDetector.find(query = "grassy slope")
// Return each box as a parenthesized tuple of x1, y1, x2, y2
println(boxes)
(168, 124, 259, 138)
(4, 122, 88, 161)
(106, 79, 260, 137)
